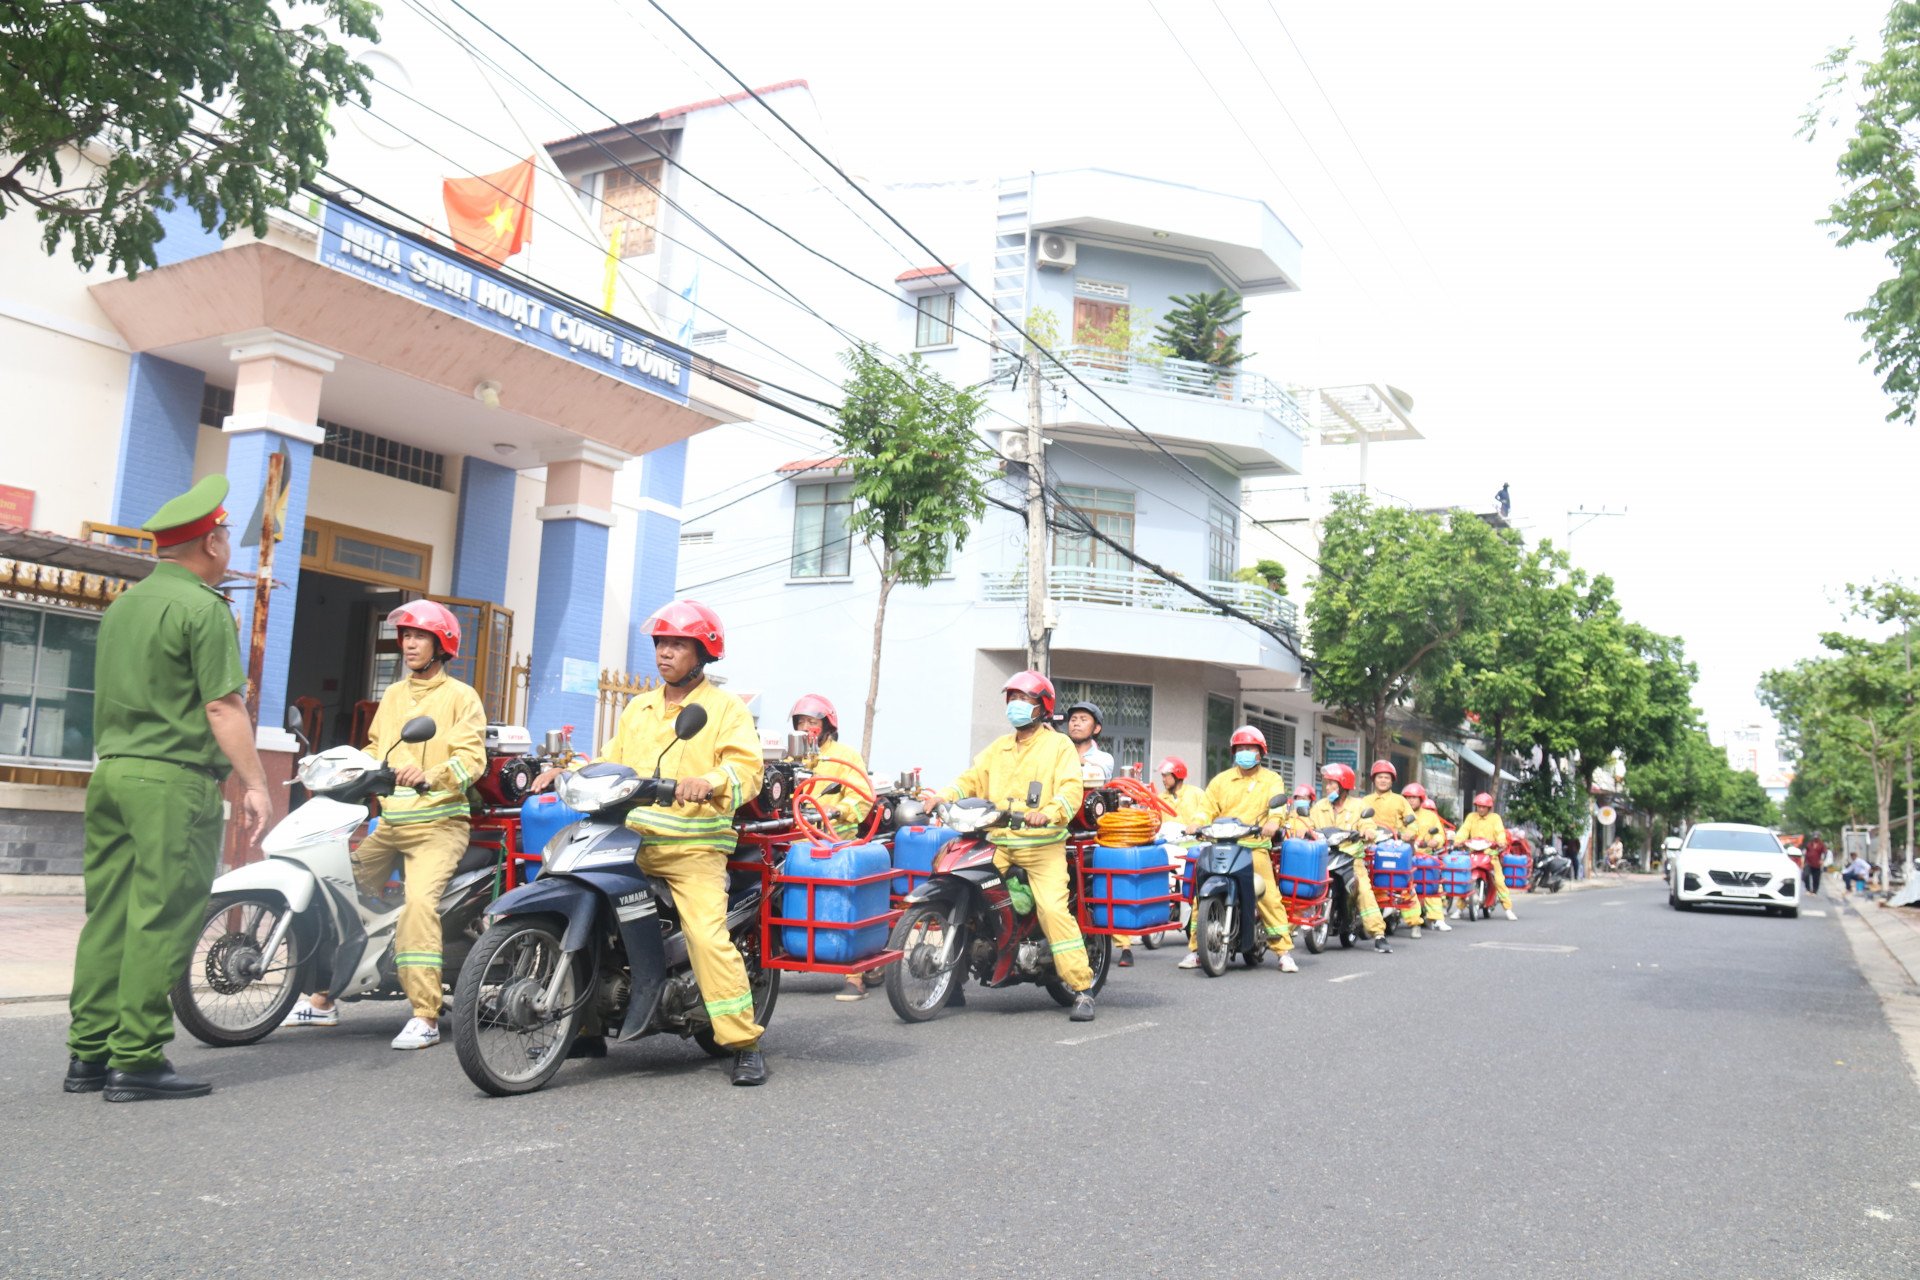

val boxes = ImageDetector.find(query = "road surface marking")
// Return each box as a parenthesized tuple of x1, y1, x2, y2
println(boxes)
(197, 1140, 565, 1208)
(1057, 1020, 1157, 1046)
(1866, 1208, 1894, 1221)
(1328, 972, 1369, 983)
(1469, 941, 1579, 954)
(1804, 909, 1828, 918)
(1602, 901, 1626, 907)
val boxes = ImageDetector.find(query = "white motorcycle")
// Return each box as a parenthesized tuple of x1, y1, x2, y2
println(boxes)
(168, 710, 502, 1046)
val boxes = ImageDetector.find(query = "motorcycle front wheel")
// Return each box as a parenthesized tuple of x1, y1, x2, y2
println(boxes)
(170, 892, 310, 1047)
(693, 929, 780, 1058)
(886, 902, 965, 1023)
(1195, 897, 1231, 976)
(1301, 912, 1327, 953)
(451, 918, 582, 1097)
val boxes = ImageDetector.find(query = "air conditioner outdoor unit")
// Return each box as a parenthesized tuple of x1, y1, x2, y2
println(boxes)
(1036, 233, 1076, 270)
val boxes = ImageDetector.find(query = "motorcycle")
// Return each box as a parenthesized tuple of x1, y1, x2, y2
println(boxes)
(883, 785, 1113, 1021)
(1189, 795, 1287, 976)
(1455, 837, 1500, 921)
(1320, 822, 1374, 949)
(448, 704, 780, 1096)
(170, 710, 505, 1046)
(1527, 836, 1569, 893)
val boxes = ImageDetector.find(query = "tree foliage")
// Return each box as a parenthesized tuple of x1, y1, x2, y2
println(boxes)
(0, 0, 378, 276)
(832, 345, 990, 756)
(1154, 289, 1251, 368)
(1801, 5, 1920, 422)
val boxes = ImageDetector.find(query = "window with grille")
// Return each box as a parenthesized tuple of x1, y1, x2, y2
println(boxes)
(316, 423, 446, 490)
(1074, 278, 1128, 300)
(790, 482, 854, 578)
(1245, 712, 1297, 786)
(1054, 678, 1153, 778)
(915, 292, 956, 348)
(0, 604, 99, 765)
(1053, 485, 1134, 573)
(1209, 504, 1238, 582)
(200, 382, 235, 428)
(600, 161, 663, 256)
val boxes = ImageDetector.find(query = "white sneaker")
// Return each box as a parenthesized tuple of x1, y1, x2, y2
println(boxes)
(391, 1017, 440, 1050)
(1177, 953, 1200, 970)
(1504, 908, 1519, 921)
(282, 997, 338, 1028)
(1409, 926, 1423, 939)
(1433, 920, 1453, 932)
(1446, 906, 1462, 920)
(1277, 953, 1299, 973)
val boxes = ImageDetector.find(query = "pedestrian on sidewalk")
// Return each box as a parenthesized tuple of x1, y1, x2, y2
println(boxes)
(65, 476, 272, 1103)
(1802, 837, 1827, 894)
(1842, 855, 1871, 896)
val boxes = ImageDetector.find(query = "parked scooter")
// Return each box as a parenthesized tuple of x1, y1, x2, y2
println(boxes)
(1189, 795, 1287, 976)
(883, 785, 1113, 1021)
(170, 710, 503, 1046)
(1528, 835, 1570, 893)
(447, 704, 780, 1096)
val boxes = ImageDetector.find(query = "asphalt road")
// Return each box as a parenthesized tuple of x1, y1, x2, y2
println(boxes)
(2, 879, 1916, 1279)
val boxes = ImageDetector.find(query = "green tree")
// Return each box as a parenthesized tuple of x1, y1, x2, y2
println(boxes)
(1233, 558, 1287, 596)
(1801, 6, 1920, 421)
(1153, 289, 1251, 369)
(1, 0, 378, 276)
(1714, 765, 1780, 828)
(832, 345, 990, 757)
(1307, 494, 1517, 766)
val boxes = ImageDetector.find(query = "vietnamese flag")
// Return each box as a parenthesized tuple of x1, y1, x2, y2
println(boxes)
(443, 158, 535, 264)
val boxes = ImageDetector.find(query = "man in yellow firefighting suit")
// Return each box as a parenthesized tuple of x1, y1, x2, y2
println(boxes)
(283, 600, 486, 1050)
(579, 599, 770, 1085)
(787, 693, 878, 1002)
(926, 671, 1095, 1021)
(1177, 726, 1298, 973)
(1454, 792, 1518, 920)
(1308, 763, 1391, 953)
(1401, 784, 1453, 933)
(1354, 759, 1423, 937)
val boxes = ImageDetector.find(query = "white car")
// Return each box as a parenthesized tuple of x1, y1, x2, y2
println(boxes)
(1669, 823, 1800, 918)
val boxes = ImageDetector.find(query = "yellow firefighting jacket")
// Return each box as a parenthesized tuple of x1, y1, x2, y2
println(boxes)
(1406, 806, 1449, 852)
(940, 726, 1083, 851)
(1200, 766, 1289, 850)
(600, 678, 764, 851)
(809, 737, 873, 834)
(1307, 793, 1364, 832)
(368, 671, 486, 825)
(1160, 782, 1211, 832)
(1358, 790, 1413, 841)
(1455, 811, 1509, 848)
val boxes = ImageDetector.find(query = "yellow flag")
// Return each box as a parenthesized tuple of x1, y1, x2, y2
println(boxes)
(602, 221, 624, 313)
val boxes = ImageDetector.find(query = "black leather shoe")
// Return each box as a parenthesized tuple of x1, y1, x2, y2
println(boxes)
(1070, 993, 1095, 1023)
(102, 1059, 212, 1102)
(567, 1034, 608, 1060)
(63, 1057, 107, 1094)
(730, 1050, 769, 1086)
(1373, 936, 1393, 954)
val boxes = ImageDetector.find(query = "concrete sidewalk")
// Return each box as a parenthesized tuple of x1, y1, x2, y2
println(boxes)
(0, 894, 82, 1004)
(1838, 881, 1920, 993)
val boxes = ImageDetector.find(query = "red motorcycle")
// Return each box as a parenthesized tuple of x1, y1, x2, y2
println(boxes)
(1453, 835, 1535, 919)
(883, 787, 1113, 1021)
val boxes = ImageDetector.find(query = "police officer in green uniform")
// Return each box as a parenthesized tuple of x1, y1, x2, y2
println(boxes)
(64, 476, 273, 1102)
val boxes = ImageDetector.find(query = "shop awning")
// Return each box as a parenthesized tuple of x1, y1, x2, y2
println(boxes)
(1457, 742, 1517, 783)
(0, 527, 157, 580)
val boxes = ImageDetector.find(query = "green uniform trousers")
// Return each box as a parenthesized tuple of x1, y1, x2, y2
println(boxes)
(68, 758, 224, 1071)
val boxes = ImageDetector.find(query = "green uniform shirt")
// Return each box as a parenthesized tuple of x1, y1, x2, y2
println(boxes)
(92, 561, 246, 776)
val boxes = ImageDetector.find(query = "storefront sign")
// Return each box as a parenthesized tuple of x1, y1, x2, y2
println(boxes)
(1322, 733, 1358, 771)
(560, 657, 600, 697)
(317, 201, 691, 407)
(0, 485, 34, 529)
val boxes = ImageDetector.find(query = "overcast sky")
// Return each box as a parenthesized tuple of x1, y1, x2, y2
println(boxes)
(468, 0, 1913, 738)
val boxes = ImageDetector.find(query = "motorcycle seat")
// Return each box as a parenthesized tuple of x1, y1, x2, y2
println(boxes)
(455, 841, 500, 876)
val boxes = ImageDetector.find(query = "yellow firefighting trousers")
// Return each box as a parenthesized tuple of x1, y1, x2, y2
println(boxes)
(351, 818, 469, 1019)
(640, 843, 764, 1049)
(993, 842, 1094, 992)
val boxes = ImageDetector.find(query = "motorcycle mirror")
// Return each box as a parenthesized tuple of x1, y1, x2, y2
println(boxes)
(399, 716, 437, 744)
(283, 704, 311, 752)
(1026, 781, 1043, 808)
(1359, 806, 1375, 819)
(673, 704, 709, 740)
(1268, 795, 1286, 809)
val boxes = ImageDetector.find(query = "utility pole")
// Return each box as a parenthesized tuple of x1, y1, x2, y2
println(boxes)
(1024, 348, 1050, 675)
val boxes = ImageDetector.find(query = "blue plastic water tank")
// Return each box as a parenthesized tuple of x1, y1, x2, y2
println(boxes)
(890, 825, 959, 896)
(1412, 855, 1442, 895)
(1370, 839, 1414, 892)
(1085, 839, 1176, 931)
(1276, 838, 1330, 900)
(1439, 852, 1472, 895)
(518, 793, 585, 881)
(1502, 852, 1530, 885)
(780, 840, 893, 964)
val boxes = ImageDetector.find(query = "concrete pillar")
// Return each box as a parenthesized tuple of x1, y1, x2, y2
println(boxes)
(527, 442, 625, 747)
(626, 439, 687, 676)
(451, 455, 516, 604)
(220, 329, 335, 748)
(110, 354, 205, 530)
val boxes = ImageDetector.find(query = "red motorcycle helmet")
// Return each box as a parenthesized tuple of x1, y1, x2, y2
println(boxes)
(1293, 782, 1316, 802)
(1230, 725, 1267, 753)
(388, 599, 461, 661)
(1002, 670, 1056, 717)
(1402, 782, 1428, 805)
(1369, 758, 1397, 781)
(1321, 762, 1357, 792)
(790, 693, 839, 736)
(1157, 756, 1188, 781)
(1473, 791, 1494, 809)
(644, 598, 726, 662)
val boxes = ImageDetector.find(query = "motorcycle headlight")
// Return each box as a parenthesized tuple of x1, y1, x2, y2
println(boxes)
(554, 771, 640, 813)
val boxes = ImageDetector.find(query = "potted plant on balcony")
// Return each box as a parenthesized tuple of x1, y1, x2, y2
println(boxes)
(1154, 289, 1251, 396)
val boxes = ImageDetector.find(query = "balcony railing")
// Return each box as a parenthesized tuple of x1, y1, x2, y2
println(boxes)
(982, 565, 1299, 637)
(996, 346, 1309, 440)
